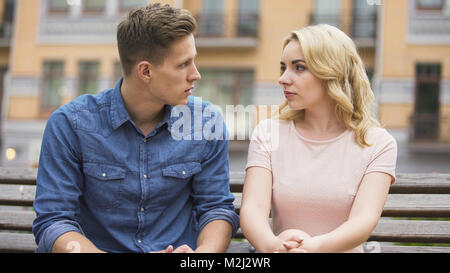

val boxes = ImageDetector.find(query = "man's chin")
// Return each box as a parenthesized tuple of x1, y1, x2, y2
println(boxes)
(170, 98, 189, 106)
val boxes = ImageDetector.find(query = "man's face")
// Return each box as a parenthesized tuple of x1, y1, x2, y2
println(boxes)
(149, 34, 201, 106)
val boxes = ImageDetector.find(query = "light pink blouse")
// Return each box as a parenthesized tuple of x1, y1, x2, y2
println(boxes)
(246, 119, 397, 252)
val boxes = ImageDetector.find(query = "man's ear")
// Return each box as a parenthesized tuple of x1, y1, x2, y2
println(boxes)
(136, 61, 152, 82)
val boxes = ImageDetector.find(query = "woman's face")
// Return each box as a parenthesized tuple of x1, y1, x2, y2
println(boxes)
(278, 40, 329, 111)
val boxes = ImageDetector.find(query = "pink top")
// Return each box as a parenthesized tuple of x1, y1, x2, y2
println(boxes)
(246, 119, 397, 252)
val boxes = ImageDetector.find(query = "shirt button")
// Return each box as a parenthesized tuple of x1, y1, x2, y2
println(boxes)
(143, 138, 147, 143)
(137, 240, 142, 244)
(182, 170, 186, 175)
(102, 173, 106, 177)
(143, 174, 147, 179)
(141, 207, 145, 212)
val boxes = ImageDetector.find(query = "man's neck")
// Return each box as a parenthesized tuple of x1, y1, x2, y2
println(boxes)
(120, 77, 165, 135)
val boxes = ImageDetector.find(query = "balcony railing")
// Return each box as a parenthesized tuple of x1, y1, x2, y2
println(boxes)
(195, 12, 259, 38)
(309, 9, 377, 45)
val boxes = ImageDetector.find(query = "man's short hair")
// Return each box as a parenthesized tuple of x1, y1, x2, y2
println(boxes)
(117, 3, 197, 76)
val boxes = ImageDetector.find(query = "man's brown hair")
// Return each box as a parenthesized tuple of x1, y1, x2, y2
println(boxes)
(117, 3, 197, 76)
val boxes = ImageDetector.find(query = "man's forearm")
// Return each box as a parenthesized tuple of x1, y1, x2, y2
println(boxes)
(195, 220, 232, 253)
(52, 231, 105, 253)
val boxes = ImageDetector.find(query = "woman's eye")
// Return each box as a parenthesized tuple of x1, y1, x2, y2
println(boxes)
(296, 65, 306, 71)
(280, 66, 286, 72)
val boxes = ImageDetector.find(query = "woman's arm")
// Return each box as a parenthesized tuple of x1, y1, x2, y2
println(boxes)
(241, 167, 309, 252)
(288, 172, 391, 253)
(240, 167, 277, 252)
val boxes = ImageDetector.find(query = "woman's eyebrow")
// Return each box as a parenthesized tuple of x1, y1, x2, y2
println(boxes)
(292, 59, 306, 64)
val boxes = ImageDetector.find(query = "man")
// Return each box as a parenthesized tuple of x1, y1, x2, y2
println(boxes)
(32, 3, 239, 253)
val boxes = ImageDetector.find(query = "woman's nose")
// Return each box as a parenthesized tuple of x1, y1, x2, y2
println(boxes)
(278, 71, 292, 86)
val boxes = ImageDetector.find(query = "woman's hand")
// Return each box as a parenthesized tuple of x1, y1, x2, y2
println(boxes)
(273, 229, 311, 253)
(285, 236, 323, 253)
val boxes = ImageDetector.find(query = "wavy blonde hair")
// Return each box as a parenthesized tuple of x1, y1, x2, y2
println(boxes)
(278, 24, 379, 147)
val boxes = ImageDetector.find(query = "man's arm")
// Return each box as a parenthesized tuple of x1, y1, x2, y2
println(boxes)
(189, 105, 239, 252)
(52, 232, 105, 253)
(33, 109, 102, 253)
(195, 220, 232, 253)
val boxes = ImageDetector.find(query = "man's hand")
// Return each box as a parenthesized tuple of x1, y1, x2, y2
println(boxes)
(174, 244, 195, 253)
(150, 245, 174, 253)
(150, 244, 195, 253)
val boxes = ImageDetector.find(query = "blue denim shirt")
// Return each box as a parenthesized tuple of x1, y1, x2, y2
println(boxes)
(32, 79, 239, 253)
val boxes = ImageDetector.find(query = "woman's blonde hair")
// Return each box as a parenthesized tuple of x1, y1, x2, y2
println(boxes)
(278, 24, 379, 147)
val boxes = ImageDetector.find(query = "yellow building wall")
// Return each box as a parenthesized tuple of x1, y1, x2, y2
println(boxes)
(7, 96, 39, 119)
(441, 106, 450, 142)
(379, 104, 414, 129)
(380, 0, 450, 142)
(0, 48, 9, 66)
(8, 0, 122, 119)
(0, 0, 4, 23)
(382, 0, 450, 79)
(196, 0, 315, 84)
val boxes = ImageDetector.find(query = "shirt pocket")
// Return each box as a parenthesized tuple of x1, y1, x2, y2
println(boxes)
(160, 162, 202, 195)
(83, 162, 126, 209)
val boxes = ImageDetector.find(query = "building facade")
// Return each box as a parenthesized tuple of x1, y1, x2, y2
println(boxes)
(0, 0, 397, 168)
(374, 0, 450, 149)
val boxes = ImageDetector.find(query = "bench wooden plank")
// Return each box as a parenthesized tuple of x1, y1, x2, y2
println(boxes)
(0, 210, 35, 231)
(234, 219, 450, 244)
(230, 172, 450, 194)
(0, 185, 35, 206)
(0, 233, 36, 253)
(226, 241, 450, 253)
(232, 193, 450, 217)
(0, 168, 37, 185)
(383, 194, 450, 217)
(371, 219, 450, 244)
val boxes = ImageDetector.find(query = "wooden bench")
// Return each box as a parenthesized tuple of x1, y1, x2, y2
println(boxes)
(1, 167, 449, 253)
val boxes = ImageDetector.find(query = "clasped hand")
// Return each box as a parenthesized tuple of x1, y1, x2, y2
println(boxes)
(273, 229, 319, 253)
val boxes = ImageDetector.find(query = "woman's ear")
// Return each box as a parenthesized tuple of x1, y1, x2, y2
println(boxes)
(136, 61, 152, 82)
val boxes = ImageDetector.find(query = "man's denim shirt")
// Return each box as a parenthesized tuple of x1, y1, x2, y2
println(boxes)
(32, 79, 239, 253)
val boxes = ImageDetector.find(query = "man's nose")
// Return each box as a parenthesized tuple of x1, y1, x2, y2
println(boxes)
(189, 65, 201, 82)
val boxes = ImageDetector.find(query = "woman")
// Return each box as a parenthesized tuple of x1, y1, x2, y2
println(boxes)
(240, 24, 397, 253)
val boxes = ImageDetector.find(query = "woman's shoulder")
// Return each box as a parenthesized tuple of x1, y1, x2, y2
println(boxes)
(365, 126, 397, 147)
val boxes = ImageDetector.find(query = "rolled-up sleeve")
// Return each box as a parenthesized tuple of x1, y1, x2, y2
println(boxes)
(32, 107, 85, 253)
(191, 107, 239, 237)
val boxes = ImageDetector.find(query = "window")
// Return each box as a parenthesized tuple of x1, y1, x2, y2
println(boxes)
(195, 69, 253, 108)
(416, 0, 444, 10)
(198, 0, 224, 36)
(119, 0, 144, 12)
(195, 69, 254, 140)
(237, 0, 259, 37)
(78, 61, 99, 95)
(352, 0, 377, 38)
(311, 0, 341, 28)
(48, 0, 70, 15)
(83, 0, 106, 14)
(413, 63, 441, 140)
(41, 61, 64, 111)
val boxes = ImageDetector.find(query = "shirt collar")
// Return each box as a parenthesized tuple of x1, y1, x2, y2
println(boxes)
(110, 78, 174, 131)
